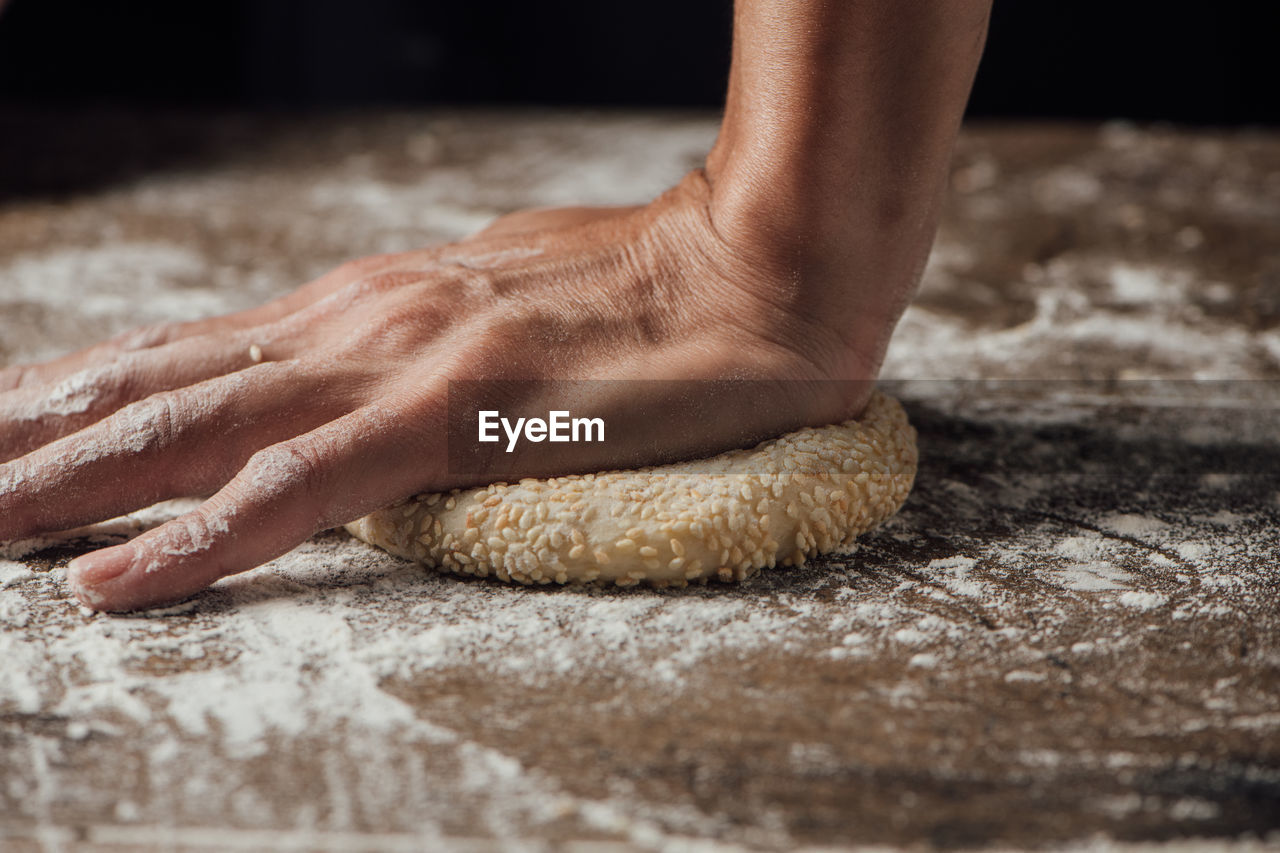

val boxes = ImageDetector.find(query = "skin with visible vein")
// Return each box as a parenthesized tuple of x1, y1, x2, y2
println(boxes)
(0, 0, 992, 611)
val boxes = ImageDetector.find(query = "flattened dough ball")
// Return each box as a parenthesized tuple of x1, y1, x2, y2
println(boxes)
(345, 390, 917, 588)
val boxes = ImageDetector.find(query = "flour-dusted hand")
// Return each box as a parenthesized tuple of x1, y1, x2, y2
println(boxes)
(0, 176, 865, 611)
(0, 1, 992, 611)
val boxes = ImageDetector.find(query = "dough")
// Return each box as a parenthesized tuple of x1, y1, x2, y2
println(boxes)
(345, 390, 917, 588)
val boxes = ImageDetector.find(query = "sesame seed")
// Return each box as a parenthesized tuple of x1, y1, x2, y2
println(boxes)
(346, 390, 915, 591)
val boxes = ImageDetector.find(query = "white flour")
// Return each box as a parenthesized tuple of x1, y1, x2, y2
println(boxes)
(1, 114, 1276, 848)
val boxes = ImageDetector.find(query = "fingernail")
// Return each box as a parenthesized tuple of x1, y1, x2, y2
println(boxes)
(69, 546, 136, 589)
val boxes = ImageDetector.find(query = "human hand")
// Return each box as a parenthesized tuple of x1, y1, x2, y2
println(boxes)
(1, 170, 890, 612)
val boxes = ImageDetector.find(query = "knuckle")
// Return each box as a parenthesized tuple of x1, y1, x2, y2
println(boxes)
(451, 312, 538, 376)
(338, 300, 455, 360)
(71, 358, 138, 412)
(475, 313, 522, 351)
(451, 266, 500, 295)
(310, 272, 427, 324)
(111, 391, 181, 453)
(148, 509, 225, 562)
(326, 279, 374, 309)
(242, 439, 329, 504)
(110, 321, 181, 352)
(242, 318, 297, 358)
(482, 306, 565, 349)
(441, 265, 522, 305)
(355, 270, 423, 297)
(400, 296, 453, 338)
(0, 365, 32, 392)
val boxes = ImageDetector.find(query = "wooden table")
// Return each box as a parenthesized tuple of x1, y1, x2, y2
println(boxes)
(1, 110, 1277, 850)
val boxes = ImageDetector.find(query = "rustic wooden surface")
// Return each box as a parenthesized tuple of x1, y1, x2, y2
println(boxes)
(1, 111, 1278, 851)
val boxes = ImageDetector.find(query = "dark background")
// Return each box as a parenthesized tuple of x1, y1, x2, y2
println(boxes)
(0, 0, 1276, 125)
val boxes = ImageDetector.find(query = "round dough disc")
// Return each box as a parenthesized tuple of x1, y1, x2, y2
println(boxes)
(345, 390, 917, 588)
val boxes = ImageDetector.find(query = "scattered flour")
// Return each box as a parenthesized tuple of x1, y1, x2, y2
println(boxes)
(9, 367, 105, 424)
(884, 249, 1259, 380)
(2, 244, 234, 354)
(0, 559, 37, 590)
(0, 531, 876, 844)
(1099, 513, 1169, 539)
(1204, 510, 1245, 526)
(0, 499, 199, 560)
(1055, 535, 1110, 562)
(1, 115, 1274, 847)
(923, 555, 989, 593)
(1005, 670, 1048, 683)
(1175, 542, 1211, 562)
(1108, 265, 1182, 306)
(1050, 562, 1137, 592)
(1117, 591, 1168, 610)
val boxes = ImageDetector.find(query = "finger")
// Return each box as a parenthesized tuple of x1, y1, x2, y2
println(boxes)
(3, 263, 463, 464)
(0, 306, 286, 394)
(0, 360, 361, 542)
(0, 253, 406, 393)
(66, 400, 441, 612)
(0, 328, 298, 463)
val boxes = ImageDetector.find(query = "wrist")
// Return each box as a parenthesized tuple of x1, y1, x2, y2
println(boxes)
(697, 0, 992, 359)
(699, 140, 944, 353)
(703, 98, 958, 272)
(637, 168, 907, 388)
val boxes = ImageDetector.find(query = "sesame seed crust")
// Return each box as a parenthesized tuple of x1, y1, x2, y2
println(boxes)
(345, 390, 917, 588)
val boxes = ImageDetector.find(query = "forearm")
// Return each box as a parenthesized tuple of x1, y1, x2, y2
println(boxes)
(706, 0, 991, 313)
